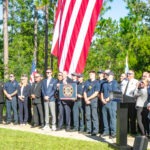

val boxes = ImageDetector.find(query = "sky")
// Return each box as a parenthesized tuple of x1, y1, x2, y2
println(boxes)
(0, 0, 128, 26)
(103, 0, 128, 20)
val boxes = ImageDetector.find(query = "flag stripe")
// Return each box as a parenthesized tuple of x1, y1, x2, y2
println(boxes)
(51, 0, 103, 74)
(51, 0, 61, 56)
(58, 0, 78, 70)
(63, 0, 89, 72)
(68, 0, 96, 73)
(75, 0, 103, 73)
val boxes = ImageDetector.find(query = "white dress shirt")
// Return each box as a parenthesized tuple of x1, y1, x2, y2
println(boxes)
(125, 78, 138, 97)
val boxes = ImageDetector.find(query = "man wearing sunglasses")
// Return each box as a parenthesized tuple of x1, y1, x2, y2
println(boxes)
(3, 74, 18, 125)
(41, 68, 57, 131)
(31, 73, 44, 128)
(124, 70, 138, 135)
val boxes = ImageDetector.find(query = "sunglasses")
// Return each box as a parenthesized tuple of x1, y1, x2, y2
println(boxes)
(9, 76, 14, 78)
(34, 76, 40, 78)
(46, 72, 51, 74)
(127, 73, 133, 75)
(58, 74, 62, 76)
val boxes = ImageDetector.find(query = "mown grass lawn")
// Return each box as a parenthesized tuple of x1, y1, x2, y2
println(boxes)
(0, 128, 116, 150)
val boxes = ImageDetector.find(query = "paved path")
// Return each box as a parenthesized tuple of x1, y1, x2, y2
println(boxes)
(0, 123, 150, 149)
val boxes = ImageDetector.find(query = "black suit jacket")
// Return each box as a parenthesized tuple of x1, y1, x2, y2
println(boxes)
(18, 84, 30, 101)
(31, 81, 42, 104)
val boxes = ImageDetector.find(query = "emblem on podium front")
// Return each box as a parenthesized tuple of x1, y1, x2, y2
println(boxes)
(59, 83, 77, 100)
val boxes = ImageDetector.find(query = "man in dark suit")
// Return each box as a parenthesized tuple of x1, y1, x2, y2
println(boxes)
(42, 68, 57, 131)
(31, 73, 44, 128)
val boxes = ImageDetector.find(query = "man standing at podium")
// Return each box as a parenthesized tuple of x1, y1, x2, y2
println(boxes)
(123, 70, 138, 134)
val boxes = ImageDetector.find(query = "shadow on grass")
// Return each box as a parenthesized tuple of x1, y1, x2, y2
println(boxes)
(85, 135, 133, 150)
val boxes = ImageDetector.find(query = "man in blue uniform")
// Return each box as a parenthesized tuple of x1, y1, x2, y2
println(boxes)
(101, 71, 119, 138)
(3, 74, 18, 125)
(84, 70, 99, 136)
(72, 73, 85, 132)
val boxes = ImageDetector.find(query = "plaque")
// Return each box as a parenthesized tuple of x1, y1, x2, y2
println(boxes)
(59, 83, 77, 100)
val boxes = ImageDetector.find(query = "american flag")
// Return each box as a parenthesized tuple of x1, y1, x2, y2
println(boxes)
(30, 60, 37, 84)
(51, 0, 103, 74)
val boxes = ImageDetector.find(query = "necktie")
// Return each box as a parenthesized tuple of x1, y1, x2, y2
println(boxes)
(124, 81, 129, 95)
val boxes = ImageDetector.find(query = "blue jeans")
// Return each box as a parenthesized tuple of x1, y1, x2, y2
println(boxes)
(6, 97, 18, 122)
(73, 99, 84, 131)
(85, 99, 99, 133)
(102, 101, 117, 135)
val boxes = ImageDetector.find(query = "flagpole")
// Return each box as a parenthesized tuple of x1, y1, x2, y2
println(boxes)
(50, 0, 55, 70)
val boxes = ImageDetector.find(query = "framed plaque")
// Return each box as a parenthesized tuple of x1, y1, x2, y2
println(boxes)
(59, 83, 77, 100)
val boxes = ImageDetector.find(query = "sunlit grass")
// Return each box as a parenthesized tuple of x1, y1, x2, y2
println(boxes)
(0, 128, 115, 150)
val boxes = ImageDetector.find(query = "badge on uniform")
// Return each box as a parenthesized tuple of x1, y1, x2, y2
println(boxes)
(59, 83, 77, 100)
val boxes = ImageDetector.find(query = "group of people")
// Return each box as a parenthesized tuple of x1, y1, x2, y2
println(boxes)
(0, 68, 150, 139)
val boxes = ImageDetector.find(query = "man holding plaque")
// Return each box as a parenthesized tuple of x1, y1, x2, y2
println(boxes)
(84, 70, 99, 136)
(61, 71, 74, 131)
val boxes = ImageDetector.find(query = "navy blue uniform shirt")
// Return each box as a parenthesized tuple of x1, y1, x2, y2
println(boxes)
(4, 80, 18, 94)
(77, 82, 85, 96)
(84, 79, 99, 97)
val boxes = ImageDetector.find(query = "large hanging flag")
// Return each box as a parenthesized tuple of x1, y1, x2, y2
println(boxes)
(51, 0, 103, 74)
(30, 60, 37, 84)
(125, 55, 129, 74)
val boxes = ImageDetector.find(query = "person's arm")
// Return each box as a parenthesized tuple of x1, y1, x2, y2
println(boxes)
(101, 83, 109, 103)
(88, 91, 99, 101)
(84, 91, 90, 104)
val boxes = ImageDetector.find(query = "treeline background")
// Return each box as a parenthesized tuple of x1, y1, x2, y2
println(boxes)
(0, 0, 150, 81)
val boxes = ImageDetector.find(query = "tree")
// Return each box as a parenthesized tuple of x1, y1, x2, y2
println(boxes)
(3, 0, 9, 80)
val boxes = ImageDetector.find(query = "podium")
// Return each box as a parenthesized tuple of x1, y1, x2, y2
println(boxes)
(113, 91, 132, 150)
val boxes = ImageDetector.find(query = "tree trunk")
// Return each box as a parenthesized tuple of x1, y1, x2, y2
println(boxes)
(3, 0, 9, 80)
(34, 6, 38, 65)
(44, 4, 49, 73)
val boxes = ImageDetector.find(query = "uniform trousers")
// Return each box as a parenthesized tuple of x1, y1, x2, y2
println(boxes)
(128, 103, 137, 134)
(0, 103, 4, 122)
(6, 97, 18, 123)
(33, 103, 44, 125)
(85, 99, 99, 133)
(73, 99, 84, 131)
(102, 101, 117, 135)
(44, 101, 56, 126)
(18, 100, 28, 124)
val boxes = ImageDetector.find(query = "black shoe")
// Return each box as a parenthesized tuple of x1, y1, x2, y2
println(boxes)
(56, 128, 63, 131)
(31, 124, 39, 128)
(109, 134, 116, 139)
(6, 121, 11, 125)
(78, 130, 85, 134)
(66, 128, 71, 132)
(14, 122, 18, 125)
(71, 128, 78, 132)
(85, 131, 91, 135)
(40, 124, 45, 128)
(91, 133, 97, 136)
(101, 133, 109, 137)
